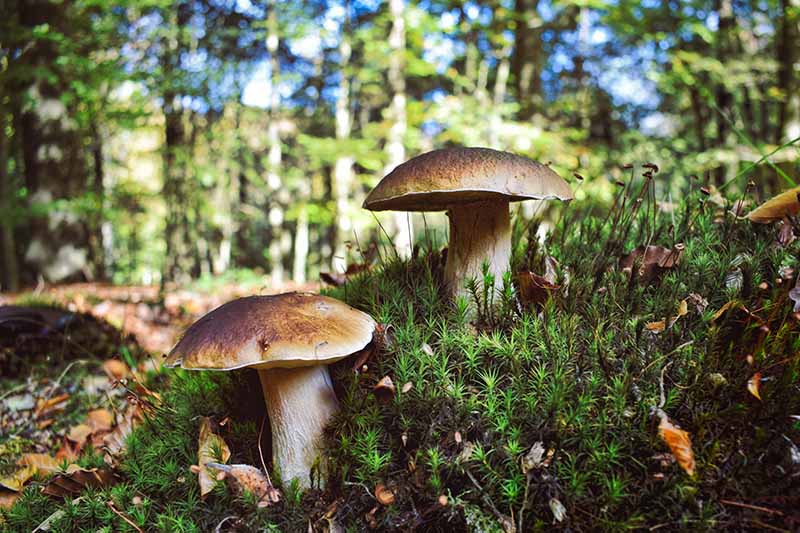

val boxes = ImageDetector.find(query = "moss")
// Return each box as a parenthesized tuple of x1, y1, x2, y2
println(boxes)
(4, 184, 800, 531)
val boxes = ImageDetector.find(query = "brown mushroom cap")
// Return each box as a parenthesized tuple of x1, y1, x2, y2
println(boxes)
(363, 147, 573, 212)
(164, 293, 375, 371)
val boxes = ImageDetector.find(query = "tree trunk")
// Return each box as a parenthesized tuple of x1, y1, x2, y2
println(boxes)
(488, 47, 511, 148)
(266, 2, 286, 284)
(0, 107, 19, 292)
(385, 0, 411, 259)
(776, 0, 800, 144)
(332, 16, 355, 273)
(511, 0, 542, 120)
(18, 0, 91, 284)
(293, 179, 310, 283)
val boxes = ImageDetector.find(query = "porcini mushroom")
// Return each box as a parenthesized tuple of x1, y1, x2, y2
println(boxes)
(164, 292, 375, 489)
(363, 147, 573, 298)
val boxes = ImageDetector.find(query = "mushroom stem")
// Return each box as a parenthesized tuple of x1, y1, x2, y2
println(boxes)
(444, 199, 511, 299)
(257, 365, 339, 489)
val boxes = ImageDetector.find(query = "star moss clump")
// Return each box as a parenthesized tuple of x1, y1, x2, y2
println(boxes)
(3, 183, 799, 532)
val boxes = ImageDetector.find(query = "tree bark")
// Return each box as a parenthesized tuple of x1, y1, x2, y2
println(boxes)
(511, 0, 542, 120)
(776, 0, 800, 143)
(0, 106, 19, 292)
(266, 2, 286, 284)
(384, 0, 412, 259)
(332, 12, 355, 273)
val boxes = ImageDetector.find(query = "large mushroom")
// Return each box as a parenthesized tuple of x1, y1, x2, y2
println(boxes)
(363, 147, 573, 298)
(164, 292, 375, 489)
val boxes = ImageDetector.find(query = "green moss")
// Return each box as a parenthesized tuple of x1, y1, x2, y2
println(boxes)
(4, 184, 799, 531)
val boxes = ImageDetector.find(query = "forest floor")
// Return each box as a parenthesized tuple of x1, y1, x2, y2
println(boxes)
(2, 181, 800, 532)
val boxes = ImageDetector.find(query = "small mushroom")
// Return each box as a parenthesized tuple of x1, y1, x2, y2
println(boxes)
(363, 147, 572, 298)
(164, 293, 375, 489)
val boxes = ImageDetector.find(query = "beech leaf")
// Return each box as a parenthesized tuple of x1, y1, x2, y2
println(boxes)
(745, 186, 800, 223)
(658, 415, 696, 476)
(197, 417, 231, 498)
(205, 463, 280, 506)
(747, 372, 762, 400)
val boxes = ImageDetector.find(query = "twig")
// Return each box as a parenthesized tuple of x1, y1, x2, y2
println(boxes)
(257, 414, 274, 486)
(213, 515, 240, 533)
(107, 500, 144, 532)
(719, 499, 784, 516)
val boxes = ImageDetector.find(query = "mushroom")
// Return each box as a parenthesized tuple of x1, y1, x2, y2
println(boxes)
(164, 292, 375, 489)
(363, 147, 573, 298)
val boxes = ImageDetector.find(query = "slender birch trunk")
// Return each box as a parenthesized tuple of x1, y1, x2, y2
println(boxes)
(385, 0, 411, 259)
(266, 3, 285, 284)
(332, 13, 355, 273)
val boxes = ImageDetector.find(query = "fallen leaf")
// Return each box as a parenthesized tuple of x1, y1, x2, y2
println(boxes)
(401, 382, 413, 394)
(18, 454, 61, 475)
(790, 276, 800, 313)
(544, 256, 560, 285)
(747, 372, 762, 400)
(205, 463, 280, 506)
(645, 320, 666, 333)
(351, 344, 375, 373)
(197, 417, 231, 498)
(102, 359, 130, 381)
(0, 465, 35, 492)
(34, 393, 70, 418)
(746, 186, 800, 223)
(620, 244, 684, 284)
(777, 218, 796, 247)
(0, 490, 20, 510)
(375, 483, 395, 505)
(687, 293, 709, 314)
(516, 272, 560, 310)
(521, 442, 546, 474)
(67, 424, 93, 445)
(86, 409, 114, 433)
(320, 263, 370, 286)
(658, 415, 696, 476)
(549, 497, 567, 523)
(710, 301, 758, 324)
(373, 376, 395, 402)
(103, 403, 143, 463)
(42, 466, 117, 498)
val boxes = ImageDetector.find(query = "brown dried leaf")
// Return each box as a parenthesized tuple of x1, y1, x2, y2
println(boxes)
(197, 417, 231, 498)
(375, 483, 395, 506)
(18, 454, 61, 475)
(102, 359, 130, 381)
(645, 320, 666, 333)
(0, 490, 20, 511)
(41, 467, 117, 498)
(746, 186, 800, 223)
(747, 372, 762, 400)
(620, 244, 684, 284)
(86, 409, 114, 433)
(687, 293, 709, 314)
(34, 393, 70, 418)
(658, 415, 696, 476)
(103, 403, 143, 463)
(777, 218, 796, 247)
(320, 263, 370, 286)
(67, 424, 93, 445)
(373, 376, 395, 402)
(521, 442, 546, 474)
(516, 272, 560, 310)
(790, 276, 800, 313)
(206, 463, 280, 506)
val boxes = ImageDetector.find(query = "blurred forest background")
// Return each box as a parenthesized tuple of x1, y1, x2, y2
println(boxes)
(0, 0, 798, 292)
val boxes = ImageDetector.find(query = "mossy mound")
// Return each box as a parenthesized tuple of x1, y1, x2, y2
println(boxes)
(3, 186, 799, 531)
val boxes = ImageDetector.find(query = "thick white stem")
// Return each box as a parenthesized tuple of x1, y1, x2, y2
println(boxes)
(258, 365, 339, 489)
(444, 199, 511, 299)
